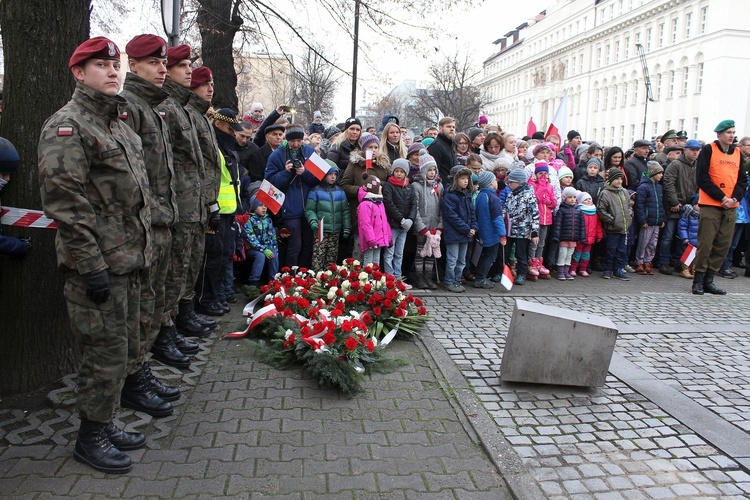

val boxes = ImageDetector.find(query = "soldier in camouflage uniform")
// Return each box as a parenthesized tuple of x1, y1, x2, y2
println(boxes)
(119, 34, 189, 417)
(38, 37, 150, 474)
(159, 45, 216, 339)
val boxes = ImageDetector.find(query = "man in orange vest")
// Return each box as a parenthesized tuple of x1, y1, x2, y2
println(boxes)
(692, 120, 748, 295)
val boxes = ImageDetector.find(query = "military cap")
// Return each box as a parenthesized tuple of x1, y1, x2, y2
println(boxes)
(190, 66, 213, 89)
(166, 44, 191, 67)
(68, 36, 120, 68)
(676, 130, 688, 139)
(214, 108, 243, 131)
(661, 129, 677, 141)
(714, 120, 735, 133)
(633, 139, 651, 148)
(125, 34, 167, 59)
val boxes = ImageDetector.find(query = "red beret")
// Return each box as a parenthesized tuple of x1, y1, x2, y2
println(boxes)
(125, 34, 167, 59)
(68, 37, 120, 69)
(166, 44, 191, 67)
(190, 66, 213, 89)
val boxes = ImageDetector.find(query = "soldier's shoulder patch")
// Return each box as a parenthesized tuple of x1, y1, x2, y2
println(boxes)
(57, 125, 74, 136)
(158, 111, 166, 119)
(119, 111, 128, 120)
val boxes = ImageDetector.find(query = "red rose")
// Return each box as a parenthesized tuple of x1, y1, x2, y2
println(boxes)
(282, 308, 294, 317)
(336, 302, 345, 311)
(329, 278, 340, 287)
(418, 307, 427, 315)
(281, 266, 291, 272)
(320, 273, 329, 282)
(368, 296, 377, 306)
(385, 290, 397, 300)
(396, 281, 406, 291)
(273, 297, 284, 310)
(300, 267, 308, 273)
(260, 285, 269, 293)
(364, 265, 373, 273)
(363, 283, 372, 293)
(340, 269, 348, 277)
(283, 333, 296, 349)
(285, 296, 296, 304)
(398, 301, 407, 309)
(383, 299, 392, 309)
(297, 298, 310, 309)
(335, 289, 343, 297)
(371, 263, 380, 271)
(323, 332, 336, 345)
(366, 340, 375, 352)
(330, 309, 342, 317)
(373, 293, 383, 302)
(356, 292, 366, 302)
(349, 271, 359, 280)
(345, 258, 354, 266)
(345, 337, 358, 351)
(350, 281, 360, 290)
(360, 311, 372, 324)
(341, 321, 353, 332)
(358, 334, 366, 344)
(346, 294, 357, 304)
(372, 306, 382, 316)
(394, 307, 407, 318)
(414, 297, 423, 306)
(372, 271, 383, 280)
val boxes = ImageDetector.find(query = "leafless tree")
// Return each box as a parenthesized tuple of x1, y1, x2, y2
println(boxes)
(292, 47, 339, 126)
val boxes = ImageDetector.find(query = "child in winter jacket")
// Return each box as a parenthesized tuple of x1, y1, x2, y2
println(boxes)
(305, 163, 351, 271)
(383, 158, 416, 280)
(411, 151, 444, 289)
(441, 168, 477, 292)
(244, 197, 279, 286)
(677, 194, 700, 279)
(357, 173, 392, 266)
(575, 158, 605, 205)
(552, 187, 586, 280)
(503, 168, 540, 285)
(528, 163, 556, 278)
(473, 171, 507, 289)
(634, 161, 666, 275)
(597, 168, 633, 280)
(570, 191, 604, 277)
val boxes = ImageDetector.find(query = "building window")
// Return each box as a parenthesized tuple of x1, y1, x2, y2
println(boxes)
(634, 79, 639, 103)
(682, 68, 689, 96)
(601, 128, 606, 142)
(572, 55, 577, 75)
(606, 44, 611, 65)
(646, 28, 652, 51)
(625, 37, 630, 58)
(615, 41, 620, 61)
(693, 117, 699, 137)
(679, 118, 685, 132)
(668, 70, 675, 99)
(700, 7, 708, 34)
(613, 86, 618, 108)
(620, 126, 625, 146)
(630, 124, 636, 144)
(658, 23, 664, 48)
(580, 52, 584, 73)
(671, 18, 678, 44)
(653, 122, 659, 136)
(655, 74, 662, 100)
(611, 127, 615, 143)
(665, 120, 671, 131)
(604, 87, 609, 109)
(697, 63, 703, 92)
(685, 13, 692, 39)
(597, 47, 602, 68)
(594, 89, 600, 111)
(623, 82, 628, 107)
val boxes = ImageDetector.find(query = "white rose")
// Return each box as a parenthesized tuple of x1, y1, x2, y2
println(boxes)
(327, 287, 338, 300)
(341, 280, 350, 291)
(358, 272, 368, 281)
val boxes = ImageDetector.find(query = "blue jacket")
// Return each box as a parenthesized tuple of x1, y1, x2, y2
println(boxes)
(552, 201, 585, 243)
(635, 175, 666, 226)
(475, 188, 506, 247)
(677, 205, 699, 247)
(441, 187, 478, 244)
(497, 184, 511, 214)
(265, 144, 320, 219)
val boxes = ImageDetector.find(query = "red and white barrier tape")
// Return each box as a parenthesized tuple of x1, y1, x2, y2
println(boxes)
(0, 207, 57, 229)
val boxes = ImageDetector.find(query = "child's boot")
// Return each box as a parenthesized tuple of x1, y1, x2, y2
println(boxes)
(564, 265, 575, 280)
(539, 259, 550, 276)
(529, 258, 540, 276)
(678, 264, 692, 279)
(578, 260, 590, 277)
(556, 266, 566, 280)
(569, 260, 578, 277)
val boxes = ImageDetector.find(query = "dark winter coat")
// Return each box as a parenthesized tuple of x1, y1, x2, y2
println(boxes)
(326, 139, 359, 172)
(308, 122, 325, 135)
(383, 179, 416, 229)
(575, 174, 605, 205)
(635, 175, 666, 226)
(265, 144, 320, 219)
(663, 153, 697, 219)
(305, 177, 351, 235)
(441, 187, 477, 244)
(428, 133, 457, 187)
(677, 204, 699, 247)
(623, 156, 647, 189)
(475, 188, 506, 247)
(552, 201, 585, 243)
(503, 183, 540, 239)
(597, 185, 632, 234)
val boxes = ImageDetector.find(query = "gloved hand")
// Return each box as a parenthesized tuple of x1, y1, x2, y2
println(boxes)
(83, 269, 110, 304)
(20, 237, 31, 253)
(342, 229, 350, 240)
(400, 218, 413, 232)
(263, 249, 274, 259)
(208, 202, 220, 231)
(310, 221, 318, 232)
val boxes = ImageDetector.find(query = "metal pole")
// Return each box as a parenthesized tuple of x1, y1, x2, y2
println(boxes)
(636, 44, 654, 139)
(350, 0, 360, 117)
(170, 0, 181, 47)
(643, 91, 648, 139)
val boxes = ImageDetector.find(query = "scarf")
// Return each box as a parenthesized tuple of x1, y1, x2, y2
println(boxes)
(388, 176, 408, 187)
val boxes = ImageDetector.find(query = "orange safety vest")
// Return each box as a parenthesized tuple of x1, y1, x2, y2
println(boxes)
(698, 142, 741, 208)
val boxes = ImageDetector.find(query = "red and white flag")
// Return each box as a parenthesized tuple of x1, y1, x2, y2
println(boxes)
(365, 150, 373, 170)
(256, 179, 285, 215)
(545, 89, 569, 150)
(221, 302, 278, 339)
(680, 243, 697, 266)
(527, 117, 537, 137)
(500, 264, 514, 291)
(317, 217, 324, 244)
(304, 152, 331, 180)
(1, 207, 57, 229)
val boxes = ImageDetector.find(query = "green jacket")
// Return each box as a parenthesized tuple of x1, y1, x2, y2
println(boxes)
(121, 73, 178, 227)
(305, 182, 351, 234)
(38, 82, 152, 276)
(159, 79, 203, 223)
(597, 185, 632, 234)
(185, 91, 222, 223)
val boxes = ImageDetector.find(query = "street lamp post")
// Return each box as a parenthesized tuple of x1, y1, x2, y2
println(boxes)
(636, 43, 655, 139)
(350, 0, 361, 118)
(161, 0, 182, 47)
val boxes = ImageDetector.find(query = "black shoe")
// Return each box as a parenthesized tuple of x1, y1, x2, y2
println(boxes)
(150, 326, 191, 369)
(173, 330, 199, 355)
(141, 363, 181, 402)
(218, 300, 231, 313)
(194, 301, 226, 317)
(181, 301, 217, 330)
(658, 264, 674, 275)
(613, 270, 630, 281)
(692, 272, 704, 295)
(121, 370, 174, 418)
(717, 268, 735, 279)
(225, 295, 238, 304)
(104, 421, 146, 451)
(423, 274, 438, 290)
(176, 303, 212, 337)
(410, 272, 428, 290)
(74, 419, 132, 474)
(703, 273, 727, 295)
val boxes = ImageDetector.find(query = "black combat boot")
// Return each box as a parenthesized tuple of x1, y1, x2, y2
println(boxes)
(121, 369, 174, 417)
(185, 301, 217, 330)
(703, 272, 727, 295)
(151, 325, 191, 368)
(141, 362, 180, 402)
(173, 329, 199, 355)
(74, 419, 132, 474)
(692, 272, 704, 295)
(104, 421, 146, 451)
(176, 301, 211, 338)
(194, 300, 226, 317)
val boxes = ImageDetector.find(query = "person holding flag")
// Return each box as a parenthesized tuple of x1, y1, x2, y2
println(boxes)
(305, 160, 351, 270)
(243, 195, 278, 286)
(264, 123, 319, 268)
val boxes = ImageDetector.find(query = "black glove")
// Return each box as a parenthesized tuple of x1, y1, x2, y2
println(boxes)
(83, 270, 110, 304)
(20, 237, 31, 254)
(208, 202, 221, 231)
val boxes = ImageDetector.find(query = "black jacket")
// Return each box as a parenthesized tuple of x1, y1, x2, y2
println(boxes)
(382, 180, 416, 228)
(552, 202, 586, 243)
(427, 133, 456, 186)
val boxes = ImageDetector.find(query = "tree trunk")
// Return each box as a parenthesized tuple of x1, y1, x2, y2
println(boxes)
(0, 0, 90, 395)
(197, 0, 242, 110)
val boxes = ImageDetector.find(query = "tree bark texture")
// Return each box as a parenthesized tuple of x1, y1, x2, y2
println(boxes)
(0, 0, 91, 394)
(197, 0, 242, 110)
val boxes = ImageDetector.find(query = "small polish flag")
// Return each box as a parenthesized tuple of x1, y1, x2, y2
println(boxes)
(304, 152, 331, 180)
(365, 150, 373, 170)
(317, 217, 324, 244)
(57, 126, 73, 136)
(256, 179, 285, 215)
(500, 264, 514, 291)
(680, 243, 696, 266)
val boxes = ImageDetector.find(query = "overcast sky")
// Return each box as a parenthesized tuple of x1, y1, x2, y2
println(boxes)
(97, 0, 550, 121)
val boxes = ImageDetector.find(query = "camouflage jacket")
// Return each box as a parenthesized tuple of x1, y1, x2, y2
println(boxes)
(159, 79, 203, 223)
(38, 82, 152, 276)
(121, 73, 178, 227)
(185, 92, 222, 223)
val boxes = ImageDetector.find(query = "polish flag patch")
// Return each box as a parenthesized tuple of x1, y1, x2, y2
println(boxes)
(57, 126, 73, 136)
(119, 111, 128, 120)
(158, 111, 166, 119)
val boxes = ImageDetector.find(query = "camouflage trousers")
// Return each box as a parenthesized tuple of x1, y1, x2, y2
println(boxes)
(312, 232, 340, 271)
(164, 221, 204, 323)
(135, 226, 172, 368)
(64, 272, 140, 423)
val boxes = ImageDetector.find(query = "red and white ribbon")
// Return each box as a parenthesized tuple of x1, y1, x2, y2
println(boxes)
(0, 207, 57, 229)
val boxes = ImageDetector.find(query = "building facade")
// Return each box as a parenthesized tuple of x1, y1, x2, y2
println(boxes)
(235, 52, 294, 116)
(478, 0, 750, 146)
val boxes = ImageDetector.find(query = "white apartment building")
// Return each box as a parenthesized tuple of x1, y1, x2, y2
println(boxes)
(478, 0, 750, 146)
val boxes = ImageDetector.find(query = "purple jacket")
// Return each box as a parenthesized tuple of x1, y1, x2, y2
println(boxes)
(357, 188, 393, 252)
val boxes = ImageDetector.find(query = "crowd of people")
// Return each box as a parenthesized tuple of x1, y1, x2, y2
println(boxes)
(2, 32, 743, 475)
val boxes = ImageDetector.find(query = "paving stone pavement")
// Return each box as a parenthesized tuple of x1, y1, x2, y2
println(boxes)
(2, 268, 750, 499)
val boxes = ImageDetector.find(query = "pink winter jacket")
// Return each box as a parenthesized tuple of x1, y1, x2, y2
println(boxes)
(357, 188, 393, 252)
(529, 175, 557, 225)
